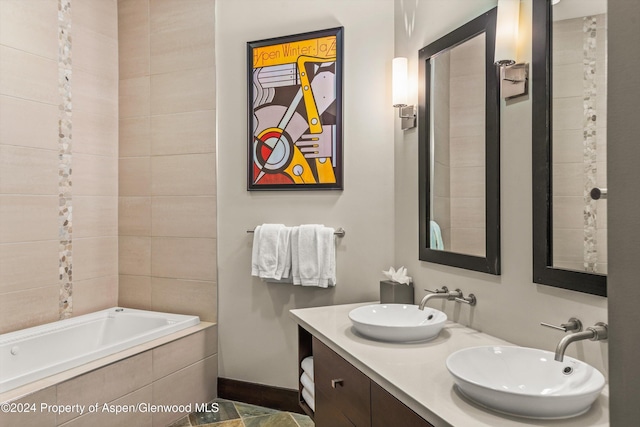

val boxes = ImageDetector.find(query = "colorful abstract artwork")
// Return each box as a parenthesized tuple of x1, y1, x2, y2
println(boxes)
(247, 27, 343, 190)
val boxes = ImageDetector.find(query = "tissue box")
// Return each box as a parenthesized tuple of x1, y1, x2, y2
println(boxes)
(380, 280, 414, 304)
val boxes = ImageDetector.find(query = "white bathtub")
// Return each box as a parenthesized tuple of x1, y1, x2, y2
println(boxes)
(0, 307, 200, 393)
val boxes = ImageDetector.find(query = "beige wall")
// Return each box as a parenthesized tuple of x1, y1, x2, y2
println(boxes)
(216, 0, 395, 389)
(394, 0, 608, 375)
(117, 0, 218, 323)
(0, 0, 118, 333)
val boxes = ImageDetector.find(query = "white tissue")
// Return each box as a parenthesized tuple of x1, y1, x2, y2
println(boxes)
(382, 266, 412, 285)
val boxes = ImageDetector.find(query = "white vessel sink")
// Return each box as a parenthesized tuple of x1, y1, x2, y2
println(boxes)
(446, 346, 605, 419)
(348, 304, 447, 342)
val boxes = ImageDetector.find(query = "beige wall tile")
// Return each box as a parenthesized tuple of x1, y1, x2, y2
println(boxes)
(552, 96, 582, 131)
(0, 46, 57, 105)
(150, 67, 215, 115)
(449, 105, 484, 139)
(73, 25, 119, 80)
(74, 196, 118, 238)
(152, 196, 216, 238)
(552, 163, 583, 197)
(120, 76, 150, 119)
(120, 117, 151, 157)
(118, 0, 150, 79)
(150, 0, 215, 75)
(0, 386, 57, 427)
(0, 240, 58, 293)
(151, 354, 217, 427)
(552, 129, 583, 163)
(450, 197, 485, 229)
(119, 157, 152, 196)
(0, 285, 59, 334)
(553, 228, 584, 266)
(73, 153, 118, 196)
(119, 197, 152, 236)
(450, 166, 485, 198)
(151, 277, 217, 322)
(0, 95, 58, 150)
(72, 0, 118, 39)
(552, 196, 584, 230)
(151, 110, 215, 156)
(72, 276, 118, 316)
(73, 69, 118, 118)
(0, 0, 58, 61)
(73, 110, 118, 157)
(0, 145, 58, 195)
(59, 386, 153, 427)
(119, 236, 152, 276)
(57, 352, 153, 424)
(449, 136, 484, 168)
(450, 228, 485, 257)
(153, 325, 217, 380)
(73, 237, 118, 282)
(151, 237, 216, 281)
(119, 274, 152, 310)
(151, 154, 216, 196)
(0, 195, 58, 243)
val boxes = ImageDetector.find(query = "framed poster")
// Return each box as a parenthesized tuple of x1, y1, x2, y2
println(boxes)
(247, 27, 343, 190)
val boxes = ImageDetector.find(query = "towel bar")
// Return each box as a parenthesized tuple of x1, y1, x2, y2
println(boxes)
(247, 227, 346, 237)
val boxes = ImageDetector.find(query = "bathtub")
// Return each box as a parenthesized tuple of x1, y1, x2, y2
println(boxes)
(0, 307, 200, 393)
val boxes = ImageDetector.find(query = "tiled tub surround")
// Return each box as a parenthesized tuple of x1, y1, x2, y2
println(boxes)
(0, 322, 217, 427)
(290, 303, 609, 427)
(0, 307, 200, 393)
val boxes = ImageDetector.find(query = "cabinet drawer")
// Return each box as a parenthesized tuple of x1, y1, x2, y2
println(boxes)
(313, 337, 371, 427)
(371, 382, 434, 427)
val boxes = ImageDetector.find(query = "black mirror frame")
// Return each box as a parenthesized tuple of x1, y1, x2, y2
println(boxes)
(418, 7, 501, 275)
(532, 0, 607, 296)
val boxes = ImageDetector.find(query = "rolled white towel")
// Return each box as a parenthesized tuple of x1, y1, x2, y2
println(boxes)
(300, 372, 314, 397)
(302, 387, 315, 412)
(301, 356, 314, 380)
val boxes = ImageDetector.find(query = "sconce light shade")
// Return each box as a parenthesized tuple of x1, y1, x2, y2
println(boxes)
(392, 57, 408, 107)
(495, 0, 519, 65)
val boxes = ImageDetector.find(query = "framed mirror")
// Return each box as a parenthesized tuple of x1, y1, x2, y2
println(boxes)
(418, 8, 500, 275)
(532, 0, 607, 296)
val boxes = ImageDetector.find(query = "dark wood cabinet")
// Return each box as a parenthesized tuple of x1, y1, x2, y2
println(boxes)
(300, 330, 434, 427)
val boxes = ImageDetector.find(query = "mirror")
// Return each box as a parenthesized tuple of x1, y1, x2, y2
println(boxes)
(418, 8, 500, 275)
(533, 0, 607, 296)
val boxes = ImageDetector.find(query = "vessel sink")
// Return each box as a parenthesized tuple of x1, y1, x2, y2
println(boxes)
(446, 346, 605, 419)
(348, 304, 447, 342)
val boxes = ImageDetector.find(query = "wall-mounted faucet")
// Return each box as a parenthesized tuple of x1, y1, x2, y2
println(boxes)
(541, 318, 608, 362)
(418, 286, 476, 310)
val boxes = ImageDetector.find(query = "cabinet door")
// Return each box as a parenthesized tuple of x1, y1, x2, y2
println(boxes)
(371, 382, 434, 427)
(315, 387, 356, 427)
(313, 337, 371, 427)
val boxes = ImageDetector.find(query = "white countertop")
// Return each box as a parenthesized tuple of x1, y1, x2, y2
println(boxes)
(290, 303, 609, 427)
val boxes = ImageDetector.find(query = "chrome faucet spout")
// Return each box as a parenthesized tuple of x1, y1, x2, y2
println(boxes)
(418, 287, 462, 310)
(554, 323, 608, 362)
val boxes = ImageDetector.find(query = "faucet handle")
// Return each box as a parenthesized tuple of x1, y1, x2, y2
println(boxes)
(424, 286, 449, 294)
(540, 317, 583, 333)
(454, 293, 477, 306)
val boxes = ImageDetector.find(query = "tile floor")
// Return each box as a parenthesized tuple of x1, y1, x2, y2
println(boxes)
(168, 398, 314, 427)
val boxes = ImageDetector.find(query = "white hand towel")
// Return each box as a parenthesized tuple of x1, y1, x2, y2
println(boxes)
(300, 372, 314, 397)
(302, 387, 315, 412)
(301, 356, 314, 380)
(251, 224, 284, 279)
(292, 224, 336, 287)
(273, 226, 292, 280)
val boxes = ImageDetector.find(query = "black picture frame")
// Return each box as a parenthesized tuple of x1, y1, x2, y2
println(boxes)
(532, 0, 607, 296)
(247, 27, 344, 191)
(418, 8, 501, 275)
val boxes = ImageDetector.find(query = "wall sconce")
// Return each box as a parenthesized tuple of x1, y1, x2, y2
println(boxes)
(495, 0, 528, 99)
(392, 57, 416, 130)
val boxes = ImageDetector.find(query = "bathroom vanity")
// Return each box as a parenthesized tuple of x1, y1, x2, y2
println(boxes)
(290, 303, 609, 427)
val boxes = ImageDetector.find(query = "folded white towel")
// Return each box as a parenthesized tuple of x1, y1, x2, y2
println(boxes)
(292, 225, 336, 287)
(302, 387, 315, 412)
(251, 224, 292, 280)
(301, 356, 314, 381)
(300, 372, 314, 397)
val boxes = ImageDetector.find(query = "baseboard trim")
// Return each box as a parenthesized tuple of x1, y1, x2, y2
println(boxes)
(217, 377, 303, 414)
